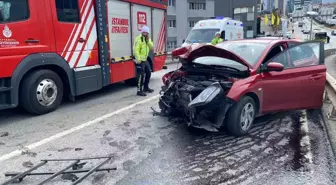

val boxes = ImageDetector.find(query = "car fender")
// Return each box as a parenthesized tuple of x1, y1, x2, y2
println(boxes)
(226, 76, 264, 114)
(10, 53, 76, 106)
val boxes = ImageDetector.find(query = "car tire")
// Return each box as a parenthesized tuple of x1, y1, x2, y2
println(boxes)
(226, 96, 256, 136)
(124, 78, 138, 86)
(20, 69, 63, 115)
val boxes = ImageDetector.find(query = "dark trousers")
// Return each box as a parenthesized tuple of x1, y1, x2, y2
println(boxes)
(137, 60, 151, 92)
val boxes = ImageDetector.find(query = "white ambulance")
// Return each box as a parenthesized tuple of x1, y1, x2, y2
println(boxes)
(181, 17, 244, 47)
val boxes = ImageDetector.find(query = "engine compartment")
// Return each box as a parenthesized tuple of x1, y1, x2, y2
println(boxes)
(159, 69, 236, 132)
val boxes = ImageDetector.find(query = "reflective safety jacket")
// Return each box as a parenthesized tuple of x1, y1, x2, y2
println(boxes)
(133, 34, 154, 63)
(211, 37, 223, 45)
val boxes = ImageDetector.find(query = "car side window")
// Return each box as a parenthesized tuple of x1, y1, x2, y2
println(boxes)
(263, 45, 284, 63)
(0, 0, 30, 23)
(288, 42, 321, 68)
(287, 42, 298, 48)
(266, 48, 289, 68)
(55, 0, 80, 23)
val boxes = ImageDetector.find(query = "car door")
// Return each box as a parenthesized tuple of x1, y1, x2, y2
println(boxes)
(50, 0, 89, 68)
(286, 41, 326, 109)
(261, 41, 325, 112)
(258, 44, 293, 113)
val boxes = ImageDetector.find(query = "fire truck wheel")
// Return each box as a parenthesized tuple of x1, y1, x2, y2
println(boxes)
(124, 78, 138, 86)
(20, 69, 63, 115)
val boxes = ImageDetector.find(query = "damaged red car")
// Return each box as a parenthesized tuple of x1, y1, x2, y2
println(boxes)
(159, 39, 326, 136)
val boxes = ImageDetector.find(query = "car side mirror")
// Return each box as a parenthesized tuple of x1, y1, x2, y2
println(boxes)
(265, 62, 284, 72)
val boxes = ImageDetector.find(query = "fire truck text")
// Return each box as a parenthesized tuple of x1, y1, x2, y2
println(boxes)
(111, 17, 129, 33)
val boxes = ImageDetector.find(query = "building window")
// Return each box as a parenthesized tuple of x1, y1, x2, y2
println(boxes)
(55, 0, 80, 23)
(247, 13, 254, 21)
(168, 20, 176, 28)
(168, 41, 177, 49)
(189, 2, 206, 10)
(168, 0, 175, 7)
(189, 21, 197, 27)
(234, 6, 254, 15)
(0, 0, 30, 23)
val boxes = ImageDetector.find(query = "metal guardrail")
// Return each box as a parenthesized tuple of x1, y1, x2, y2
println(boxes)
(324, 49, 336, 120)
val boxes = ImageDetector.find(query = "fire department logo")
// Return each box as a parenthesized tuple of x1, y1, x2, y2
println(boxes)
(3, 25, 12, 38)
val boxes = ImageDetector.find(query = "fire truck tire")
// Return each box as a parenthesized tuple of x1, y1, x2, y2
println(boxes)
(20, 70, 63, 115)
(124, 78, 138, 86)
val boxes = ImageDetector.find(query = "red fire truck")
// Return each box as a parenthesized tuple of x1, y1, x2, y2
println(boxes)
(0, 0, 167, 114)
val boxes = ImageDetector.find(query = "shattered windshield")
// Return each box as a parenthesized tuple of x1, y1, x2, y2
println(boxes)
(217, 42, 268, 65)
(185, 29, 220, 44)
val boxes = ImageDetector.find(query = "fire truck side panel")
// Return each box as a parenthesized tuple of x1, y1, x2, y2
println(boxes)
(108, 0, 135, 83)
(49, 0, 103, 96)
(152, 8, 166, 72)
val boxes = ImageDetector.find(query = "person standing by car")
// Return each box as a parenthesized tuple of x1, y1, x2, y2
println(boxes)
(134, 26, 154, 96)
(327, 35, 330, 44)
(211, 32, 223, 45)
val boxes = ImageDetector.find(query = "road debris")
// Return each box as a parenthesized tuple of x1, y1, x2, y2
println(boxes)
(2, 156, 116, 185)
(22, 161, 34, 168)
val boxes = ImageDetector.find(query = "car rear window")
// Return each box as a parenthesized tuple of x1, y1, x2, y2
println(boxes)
(217, 42, 268, 65)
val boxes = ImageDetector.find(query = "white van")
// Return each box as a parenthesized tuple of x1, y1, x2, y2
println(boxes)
(181, 17, 244, 47)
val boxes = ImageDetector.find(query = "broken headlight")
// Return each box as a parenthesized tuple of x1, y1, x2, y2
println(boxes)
(188, 82, 223, 109)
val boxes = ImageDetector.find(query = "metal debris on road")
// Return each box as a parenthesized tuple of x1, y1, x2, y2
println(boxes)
(1, 156, 116, 185)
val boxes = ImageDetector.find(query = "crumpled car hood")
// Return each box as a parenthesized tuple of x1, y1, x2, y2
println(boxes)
(176, 44, 253, 69)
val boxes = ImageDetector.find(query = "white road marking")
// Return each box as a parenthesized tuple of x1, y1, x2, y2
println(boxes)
(299, 110, 313, 164)
(0, 95, 160, 163)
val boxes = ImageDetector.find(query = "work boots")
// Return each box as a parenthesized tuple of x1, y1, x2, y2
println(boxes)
(137, 91, 147, 96)
(144, 87, 154, 93)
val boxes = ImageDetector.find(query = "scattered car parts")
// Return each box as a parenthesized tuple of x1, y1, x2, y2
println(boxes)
(1, 156, 116, 185)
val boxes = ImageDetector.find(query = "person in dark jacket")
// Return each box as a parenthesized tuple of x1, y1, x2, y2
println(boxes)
(327, 35, 330, 43)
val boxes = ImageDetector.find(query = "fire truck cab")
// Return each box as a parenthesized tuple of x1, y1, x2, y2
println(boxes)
(0, 0, 167, 114)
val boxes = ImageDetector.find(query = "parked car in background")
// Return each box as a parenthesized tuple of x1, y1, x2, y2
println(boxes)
(303, 28, 310, 34)
(331, 30, 336, 36)
(159, 39, 326, 136)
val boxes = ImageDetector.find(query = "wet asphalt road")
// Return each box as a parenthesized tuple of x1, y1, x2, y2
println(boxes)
(0, 100, 335, 185)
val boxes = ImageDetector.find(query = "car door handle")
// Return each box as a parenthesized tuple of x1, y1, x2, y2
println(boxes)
(308, 75, 323, 81)
(25, 39, 39, 43)
(78, 38, 86, 43)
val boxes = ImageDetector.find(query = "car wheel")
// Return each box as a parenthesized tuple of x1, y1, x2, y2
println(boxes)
(226, 96, 256, 136)
(20, 69, 63, 115)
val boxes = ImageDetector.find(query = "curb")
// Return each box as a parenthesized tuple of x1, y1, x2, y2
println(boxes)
(321, 103, 336, 157)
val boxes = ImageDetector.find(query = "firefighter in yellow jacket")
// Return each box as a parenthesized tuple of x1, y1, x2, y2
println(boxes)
(134, 26, 154, 96)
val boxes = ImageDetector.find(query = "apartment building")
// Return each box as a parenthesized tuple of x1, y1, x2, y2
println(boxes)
(167, 0, 215, 51)
(214, 0, 259, 38)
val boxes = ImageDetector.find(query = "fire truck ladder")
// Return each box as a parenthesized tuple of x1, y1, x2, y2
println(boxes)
(1, 156, 116, 185)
